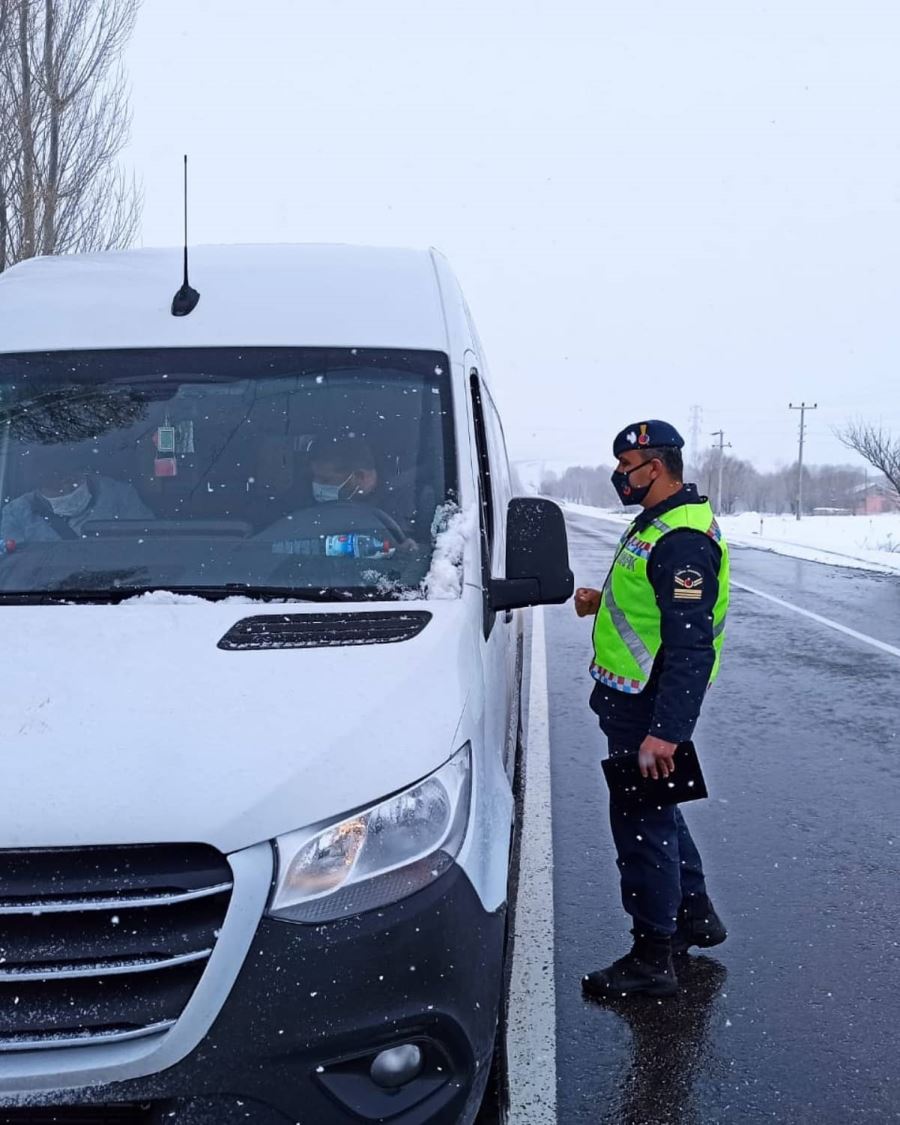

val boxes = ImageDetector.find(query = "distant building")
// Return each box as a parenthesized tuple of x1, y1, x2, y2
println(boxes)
(852, 481, 900, 515)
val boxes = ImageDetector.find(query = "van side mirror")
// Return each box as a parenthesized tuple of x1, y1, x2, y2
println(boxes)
(489, 498, 574, 612)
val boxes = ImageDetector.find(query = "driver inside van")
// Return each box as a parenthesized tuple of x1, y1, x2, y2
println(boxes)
(309, 435, 380, 506)
(1, 465, 154, 543)
(257, 435, 415, 549)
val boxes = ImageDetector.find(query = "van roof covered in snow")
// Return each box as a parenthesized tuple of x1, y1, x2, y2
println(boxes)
(0, 244, 454, 355)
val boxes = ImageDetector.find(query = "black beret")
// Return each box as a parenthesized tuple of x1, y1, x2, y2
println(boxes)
(613, 420, 685, 457)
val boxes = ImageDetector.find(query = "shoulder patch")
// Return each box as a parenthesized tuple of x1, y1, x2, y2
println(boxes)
(673, 566, 704, 600)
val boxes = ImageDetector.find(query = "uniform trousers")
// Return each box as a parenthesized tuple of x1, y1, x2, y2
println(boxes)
(591, 682, 708, 937)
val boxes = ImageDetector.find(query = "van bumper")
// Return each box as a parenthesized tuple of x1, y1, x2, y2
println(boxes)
(0, 865, 505, 1125)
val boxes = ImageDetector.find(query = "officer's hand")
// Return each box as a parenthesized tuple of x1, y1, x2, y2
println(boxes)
(638, 736, 678, 780)
(574, 587, 601, 617)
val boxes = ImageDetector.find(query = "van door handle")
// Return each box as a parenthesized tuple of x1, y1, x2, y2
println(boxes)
(504, 609, 514, 624)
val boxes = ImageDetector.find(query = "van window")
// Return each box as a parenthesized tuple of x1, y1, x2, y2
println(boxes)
(482, 387, 511, 574)
(0, 347, 456, 600)
(469, 370, 494, 557)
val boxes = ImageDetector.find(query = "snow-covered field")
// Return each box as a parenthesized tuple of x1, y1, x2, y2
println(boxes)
(564, 504, 900, 575)
(716, 511, 900, 574)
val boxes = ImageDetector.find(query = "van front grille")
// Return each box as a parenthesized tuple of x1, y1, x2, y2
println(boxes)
(0, 845, 232, 1052)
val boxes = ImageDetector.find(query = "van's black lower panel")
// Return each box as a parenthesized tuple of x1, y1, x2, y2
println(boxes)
(0, 866, 506, 1125)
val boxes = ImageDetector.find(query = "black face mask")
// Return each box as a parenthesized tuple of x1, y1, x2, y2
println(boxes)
(611, 460, 656, 506)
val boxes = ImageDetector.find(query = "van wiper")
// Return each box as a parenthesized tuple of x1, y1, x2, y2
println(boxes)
(161, 584, 370, 602)
(0, 584, 376, 605)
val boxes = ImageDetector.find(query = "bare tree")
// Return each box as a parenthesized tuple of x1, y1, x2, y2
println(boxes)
(538, 454, 873, 514)
(0, 0, 19, 272)
(837, 421, 900, 499)
(0, 383, 148, 443)
(695, 449, 758, 514)
(0, 0, 141, 272)
(540, 464, 619, 507)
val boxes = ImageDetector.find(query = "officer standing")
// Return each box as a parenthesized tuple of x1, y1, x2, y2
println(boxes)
(576, 420, 730, 998)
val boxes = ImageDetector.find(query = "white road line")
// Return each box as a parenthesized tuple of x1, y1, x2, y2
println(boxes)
(507, 605, 558, 1124)
(733, 580, 900, 659)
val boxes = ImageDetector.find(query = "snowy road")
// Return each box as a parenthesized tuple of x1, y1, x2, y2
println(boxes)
(502, 512, 900, 1124)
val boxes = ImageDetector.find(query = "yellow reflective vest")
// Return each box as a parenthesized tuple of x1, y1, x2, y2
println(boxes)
(591, 501, 729, 694)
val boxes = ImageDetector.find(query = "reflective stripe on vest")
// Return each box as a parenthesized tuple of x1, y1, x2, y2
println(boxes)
(591, 501, 730, 694)
(602, 580, 655, 678)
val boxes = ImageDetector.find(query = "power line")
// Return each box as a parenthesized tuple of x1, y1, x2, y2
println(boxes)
(710, 429, 732, 513)
(788, 402, 818, 520)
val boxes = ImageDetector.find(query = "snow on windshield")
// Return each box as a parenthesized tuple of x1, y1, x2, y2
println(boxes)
(421, 503, 476, 599)
(363, 503, 475, 601)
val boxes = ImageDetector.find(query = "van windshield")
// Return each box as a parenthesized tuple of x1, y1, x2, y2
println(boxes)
(0, 347, 457, 602)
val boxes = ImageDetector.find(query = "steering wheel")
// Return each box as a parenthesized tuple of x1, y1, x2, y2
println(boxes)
(270, 500, 412, 547)
(364, 506, 410, 546)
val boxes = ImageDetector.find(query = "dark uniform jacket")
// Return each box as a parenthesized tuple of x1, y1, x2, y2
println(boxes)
(590, 483, 723, 745)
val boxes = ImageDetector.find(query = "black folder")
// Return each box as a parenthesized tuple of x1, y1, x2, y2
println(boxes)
(600, 740, 708, 807)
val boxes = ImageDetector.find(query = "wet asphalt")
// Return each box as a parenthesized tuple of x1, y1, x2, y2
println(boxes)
(537, 513, 900, 1124)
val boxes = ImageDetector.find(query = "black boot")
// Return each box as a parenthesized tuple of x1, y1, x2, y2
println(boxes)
(582, 931, 677, 998)
(672, 893, 727, 956)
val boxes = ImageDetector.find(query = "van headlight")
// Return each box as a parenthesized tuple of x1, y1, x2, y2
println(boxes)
(268, 744, 472, 924)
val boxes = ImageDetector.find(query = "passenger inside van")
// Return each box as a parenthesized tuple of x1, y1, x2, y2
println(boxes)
(0, 464, 154, 544)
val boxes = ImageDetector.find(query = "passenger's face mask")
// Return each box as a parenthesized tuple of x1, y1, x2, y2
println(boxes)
(611, 460, 657, 506)
(312, 472, 356, 504)
(43, 481, 91, 517)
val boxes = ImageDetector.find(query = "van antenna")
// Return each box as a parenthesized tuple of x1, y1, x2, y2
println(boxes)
(171, 154, 200, 317)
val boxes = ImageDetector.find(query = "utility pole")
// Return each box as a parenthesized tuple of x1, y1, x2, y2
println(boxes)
(788, 402, 818, 520)
(688, 405, 703, 472)
(710, 429, 732, 513)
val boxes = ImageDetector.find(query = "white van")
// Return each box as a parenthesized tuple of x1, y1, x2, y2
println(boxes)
(0, 245, 572, 1124)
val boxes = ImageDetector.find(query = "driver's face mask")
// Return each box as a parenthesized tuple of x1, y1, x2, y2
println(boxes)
(43, 481, 91, 518)
(312, 472, 356, 504)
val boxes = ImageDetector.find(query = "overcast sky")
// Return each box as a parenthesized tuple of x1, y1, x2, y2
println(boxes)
(124, 0, 900, 473)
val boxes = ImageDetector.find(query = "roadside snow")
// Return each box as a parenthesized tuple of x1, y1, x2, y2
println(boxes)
(564, 504, 630, 528)
(563, 503, 900, 575)
(717, 512, 900, 575)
